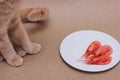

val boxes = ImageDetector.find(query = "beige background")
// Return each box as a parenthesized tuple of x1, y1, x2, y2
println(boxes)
(0, 0, 120, 80)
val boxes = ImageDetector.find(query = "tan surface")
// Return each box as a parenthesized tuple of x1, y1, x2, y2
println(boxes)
(0, 0, 120, 80)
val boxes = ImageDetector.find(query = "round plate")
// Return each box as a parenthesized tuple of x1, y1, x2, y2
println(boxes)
(60, 30, 120, 72)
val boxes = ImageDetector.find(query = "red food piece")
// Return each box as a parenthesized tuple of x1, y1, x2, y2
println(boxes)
(95, 45, 113, 56)
(87, 41, 101, 53)
(85, 55, 112, 65)
(80, 41, 113, 65)
(82, 41, 101, 58)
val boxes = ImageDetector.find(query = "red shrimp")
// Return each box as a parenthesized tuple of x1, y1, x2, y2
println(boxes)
(79, 41, 113, 65)
(95, 45, 113, 56)
(82, 41, 101, 58)
(85, 55, 112, 65)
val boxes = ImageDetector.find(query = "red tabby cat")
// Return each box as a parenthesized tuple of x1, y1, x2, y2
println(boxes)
(0, 0, 49, 66)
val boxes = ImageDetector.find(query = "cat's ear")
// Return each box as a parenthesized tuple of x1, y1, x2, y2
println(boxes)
(27, 8, 49, 22)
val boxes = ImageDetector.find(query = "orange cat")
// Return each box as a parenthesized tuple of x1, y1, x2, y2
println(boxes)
(0, 0, 49, 66)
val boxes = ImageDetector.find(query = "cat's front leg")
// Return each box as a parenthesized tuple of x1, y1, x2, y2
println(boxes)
(14, 44, 26, 57)
(9, 14, 41, 55)
(0, 27, 23, 66)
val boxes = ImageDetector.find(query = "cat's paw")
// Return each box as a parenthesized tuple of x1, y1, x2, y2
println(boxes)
(15, 46, 26, 57)
(7, 55, 23, 67)
(27, 8, 49, 22)
(26, 43, 42, 54)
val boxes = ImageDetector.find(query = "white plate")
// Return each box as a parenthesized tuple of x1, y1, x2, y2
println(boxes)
(60, 30, 120, 72)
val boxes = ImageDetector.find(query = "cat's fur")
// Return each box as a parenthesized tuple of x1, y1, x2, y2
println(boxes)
(20, 7, 49, 22)
(0, 0, 44, 66)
